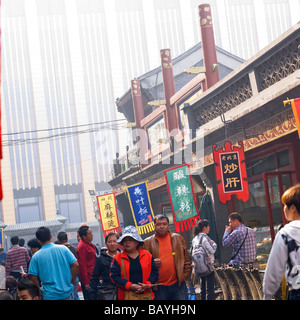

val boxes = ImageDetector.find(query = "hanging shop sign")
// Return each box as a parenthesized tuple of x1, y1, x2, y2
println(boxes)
(284, 98, 300, 140)
(164, 164, 200, 232)
(97, 193, 121, 237)
(125, 182, 155, 235)
(213, 141, 249, 204)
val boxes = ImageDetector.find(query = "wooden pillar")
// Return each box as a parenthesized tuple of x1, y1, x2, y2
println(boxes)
(131, 79, 145, 129)
(199, 4, 219, 89)
(131, 79, 148, 167)
(160, 49, 178, 133)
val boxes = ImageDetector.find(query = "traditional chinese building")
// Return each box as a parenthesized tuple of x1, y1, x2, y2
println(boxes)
(184, 21, 300, 264)
(109, 4, 244, 254)
(109, 3, 300, 265)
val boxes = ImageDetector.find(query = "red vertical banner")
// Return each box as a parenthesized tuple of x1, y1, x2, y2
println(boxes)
(213, 141, 249, 204)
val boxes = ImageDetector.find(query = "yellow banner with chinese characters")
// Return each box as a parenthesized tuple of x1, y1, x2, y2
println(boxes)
(97, 193, 121, 237)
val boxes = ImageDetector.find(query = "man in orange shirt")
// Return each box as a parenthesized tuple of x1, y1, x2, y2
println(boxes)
(143, 214, 191, 300)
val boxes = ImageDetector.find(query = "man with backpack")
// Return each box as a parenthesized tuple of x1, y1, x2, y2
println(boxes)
(222, 212, 256, 267)
(191, 219, 217, 300)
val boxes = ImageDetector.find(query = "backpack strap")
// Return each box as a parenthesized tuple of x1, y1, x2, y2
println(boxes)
(198, 234, 209, 256)
(198, 234, 204, 246)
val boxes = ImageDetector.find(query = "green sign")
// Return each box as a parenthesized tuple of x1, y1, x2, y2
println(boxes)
(164, 165, 199, 231)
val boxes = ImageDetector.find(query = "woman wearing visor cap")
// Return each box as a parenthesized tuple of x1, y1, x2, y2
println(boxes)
(110, 226, 158, 300)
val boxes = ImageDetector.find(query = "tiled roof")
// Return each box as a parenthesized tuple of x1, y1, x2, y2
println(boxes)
(3, 215, 65, 234)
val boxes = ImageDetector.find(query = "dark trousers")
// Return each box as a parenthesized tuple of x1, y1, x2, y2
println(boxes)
(81, 285, 90, 300)
(289, 289, 300, 300)
(154, 281, 188, 300)
(200, 271, 215, 300)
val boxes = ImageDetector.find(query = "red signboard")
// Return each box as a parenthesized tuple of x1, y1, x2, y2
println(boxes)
(213, 141, 249, 204)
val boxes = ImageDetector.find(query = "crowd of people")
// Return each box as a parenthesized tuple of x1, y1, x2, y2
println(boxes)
(0, 184, 299, 301)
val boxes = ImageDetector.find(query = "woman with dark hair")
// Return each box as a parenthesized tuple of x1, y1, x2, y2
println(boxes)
(191, 219, 217, 300)
(89, 232, 120, 300)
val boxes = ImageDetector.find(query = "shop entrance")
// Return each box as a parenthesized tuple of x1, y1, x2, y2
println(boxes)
(232, 136, 299, 268)
(263, 171, 292, 242)
(235, 169, 294, 268)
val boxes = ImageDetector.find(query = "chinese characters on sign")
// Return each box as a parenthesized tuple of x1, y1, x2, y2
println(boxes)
(126, 182, 155, 235)
(97, 193, 121, 237)
(222, 153, 242, 192)
(213, 141, 249, 204)
(164, 164, 200, 232)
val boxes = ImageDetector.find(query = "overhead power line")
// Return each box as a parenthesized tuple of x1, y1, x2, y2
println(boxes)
(2, 118, 127, 136)
(2, 118, 129, 146)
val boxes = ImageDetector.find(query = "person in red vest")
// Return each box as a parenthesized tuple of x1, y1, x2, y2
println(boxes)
(76, 225, 98, 300)
(110, 225, 158, 300)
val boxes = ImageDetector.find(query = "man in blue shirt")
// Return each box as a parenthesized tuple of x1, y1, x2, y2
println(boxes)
(29, 227, 79, 300)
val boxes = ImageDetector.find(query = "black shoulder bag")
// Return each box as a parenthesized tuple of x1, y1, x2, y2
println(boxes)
(230, 228, 248, 261)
